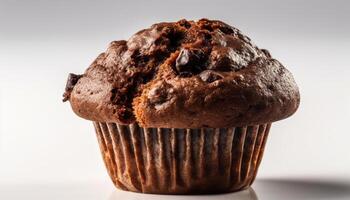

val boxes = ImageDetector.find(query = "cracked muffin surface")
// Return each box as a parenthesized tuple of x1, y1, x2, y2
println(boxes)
(64, 19, 300, 128)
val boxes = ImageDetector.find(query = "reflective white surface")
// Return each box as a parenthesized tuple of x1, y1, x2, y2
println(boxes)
(1, 178, 350, 200)
(254, 178, 350, 200)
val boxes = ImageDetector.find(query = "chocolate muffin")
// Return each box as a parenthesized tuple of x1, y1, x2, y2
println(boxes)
(63, 19, 300, 194)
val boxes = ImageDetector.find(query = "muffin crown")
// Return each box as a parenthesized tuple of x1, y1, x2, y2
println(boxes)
(64, 19, 300, 128)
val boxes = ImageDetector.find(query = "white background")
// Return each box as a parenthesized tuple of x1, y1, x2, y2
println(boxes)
(1, 0, 350, 199)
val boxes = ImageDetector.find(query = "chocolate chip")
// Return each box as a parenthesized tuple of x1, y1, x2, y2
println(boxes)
(199, 70, 223, 83)
(208, 55, 233, 71)
(63, 73, 82, 102)
(176, 48, 190, 67)
(66, 73, 82, 90)
(178, 19, 191, 29)
(175, 48, 206, 75)
(218, 26, 234, 34)
(267, 84, 275, 91)
(261, 49, 271, 58)
(209, 49, 239, 72)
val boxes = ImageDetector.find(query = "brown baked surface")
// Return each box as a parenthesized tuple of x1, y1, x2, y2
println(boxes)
(64, 19, 300, 128)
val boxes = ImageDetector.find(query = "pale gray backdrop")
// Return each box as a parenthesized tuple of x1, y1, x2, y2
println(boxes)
(1, 0, 350, 199)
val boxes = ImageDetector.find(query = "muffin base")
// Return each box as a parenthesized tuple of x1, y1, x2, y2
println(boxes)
(93, 122, 271, 194)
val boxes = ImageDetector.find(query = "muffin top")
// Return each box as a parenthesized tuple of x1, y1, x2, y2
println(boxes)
(63, 19, 300, 128)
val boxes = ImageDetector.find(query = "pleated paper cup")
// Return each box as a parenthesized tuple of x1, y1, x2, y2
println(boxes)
(93, 122, 271, 194)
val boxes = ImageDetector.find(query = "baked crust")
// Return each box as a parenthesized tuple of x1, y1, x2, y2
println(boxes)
(64, 19, 300, 128)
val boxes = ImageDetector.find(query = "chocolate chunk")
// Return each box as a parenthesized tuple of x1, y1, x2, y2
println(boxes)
(63, 73, 82, 102)
(176, 48, 190, 67)
(175, 48, 206, 75)
(199, 70, 223, 83)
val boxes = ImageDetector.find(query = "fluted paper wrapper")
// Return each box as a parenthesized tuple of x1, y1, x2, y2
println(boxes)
(93, 122, 271, 194)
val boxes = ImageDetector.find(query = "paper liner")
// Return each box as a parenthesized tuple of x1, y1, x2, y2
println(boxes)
(93, 122, 271, 194)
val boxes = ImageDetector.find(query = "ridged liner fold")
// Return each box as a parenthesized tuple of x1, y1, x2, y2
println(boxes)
(93, 122, 271, 194)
